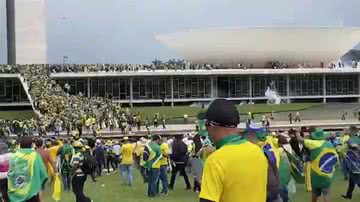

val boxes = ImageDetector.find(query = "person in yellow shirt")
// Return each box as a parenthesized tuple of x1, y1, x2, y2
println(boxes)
(158, 138, 169, 195)
(135, 138, 148, 183)
(120, 137, 135, 186)
(200, 99, 268, 202)
(48, 140, 61, 176)
(144, 135, 162, 198)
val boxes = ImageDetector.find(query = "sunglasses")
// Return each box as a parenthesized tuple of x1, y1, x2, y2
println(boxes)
(205, 119, 237, 128)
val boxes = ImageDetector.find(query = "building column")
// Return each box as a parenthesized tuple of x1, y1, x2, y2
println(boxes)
(249, 76, 252, 102)
(211, 76, 216, 98)
(171, 76, 174, 107)
(130, 77, 133, 108)
(323, 74, 327, 103)
(358, 74, 360, 103)
(87, 78, 90, 98)
(6, 0, 16, 64)
(286, 74, 290, 103)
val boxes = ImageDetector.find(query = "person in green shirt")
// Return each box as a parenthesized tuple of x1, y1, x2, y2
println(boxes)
(296, 128, 338, 202)
(58, 139, 74, 192)
(277, 135, 292, 202)
(144, 135, 162, 197)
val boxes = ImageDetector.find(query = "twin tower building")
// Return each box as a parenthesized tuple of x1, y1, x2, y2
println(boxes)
(3, 0, 47, 64)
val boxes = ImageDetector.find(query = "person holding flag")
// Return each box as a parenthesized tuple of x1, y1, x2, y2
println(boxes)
(7, 136, 48, 202)
(143, 135, 162, 198)
(296, 128, 338, 202)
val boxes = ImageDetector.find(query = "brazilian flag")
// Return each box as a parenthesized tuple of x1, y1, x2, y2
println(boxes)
(284, 149, 305, 184)
(8, 149, 48, 202)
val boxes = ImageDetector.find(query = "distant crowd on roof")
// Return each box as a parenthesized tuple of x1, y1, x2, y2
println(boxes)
(0, 59, 359, 74)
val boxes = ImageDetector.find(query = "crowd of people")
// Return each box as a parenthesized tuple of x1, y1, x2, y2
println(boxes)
(0, 99, 357, 202)
(2, 60, 350, 76)
(0, 64, 153, 138)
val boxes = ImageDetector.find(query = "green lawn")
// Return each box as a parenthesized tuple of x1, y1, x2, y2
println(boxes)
(0, 103, 324, 122)
(133, 103, 319, 120)
(43, 170, 360, 202)
(0, 110, 34, 120)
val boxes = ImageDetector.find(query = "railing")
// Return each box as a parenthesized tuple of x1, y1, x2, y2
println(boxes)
(17, 74, 42, 116)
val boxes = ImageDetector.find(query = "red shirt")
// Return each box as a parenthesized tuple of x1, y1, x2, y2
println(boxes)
(35, 147, 52, 172)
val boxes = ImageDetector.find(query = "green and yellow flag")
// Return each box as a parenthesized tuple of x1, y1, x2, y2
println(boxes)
(8, 149, 48, 202)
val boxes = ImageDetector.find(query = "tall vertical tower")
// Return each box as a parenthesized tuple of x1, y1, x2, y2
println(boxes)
(6, 0, 47, 64)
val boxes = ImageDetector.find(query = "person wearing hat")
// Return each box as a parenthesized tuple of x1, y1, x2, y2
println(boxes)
(71, 141, 92, 202)
(120, 137, 135, 186)
(296, 128, 338, 202)
(199, 99, 268, 202)
(134, 137, 148, 183)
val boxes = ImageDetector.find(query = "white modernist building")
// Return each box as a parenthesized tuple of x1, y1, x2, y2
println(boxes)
(156, 27, 360, 67)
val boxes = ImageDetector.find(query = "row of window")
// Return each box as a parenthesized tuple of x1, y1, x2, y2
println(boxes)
(0, 79, 28, 103)
(53, 75, 360, 101)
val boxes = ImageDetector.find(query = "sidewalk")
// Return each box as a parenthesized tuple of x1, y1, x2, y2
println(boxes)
(43, 119, 360, 138)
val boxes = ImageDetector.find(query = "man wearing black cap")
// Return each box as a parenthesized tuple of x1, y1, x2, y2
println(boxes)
(199, 99, 268, 202)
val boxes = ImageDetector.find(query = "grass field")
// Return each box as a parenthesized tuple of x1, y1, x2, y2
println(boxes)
(43, 170, 360, 202)
(0, 110, 34, 120)
(133, 103, 319, 119)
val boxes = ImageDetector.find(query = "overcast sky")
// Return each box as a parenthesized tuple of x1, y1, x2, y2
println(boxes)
(1, 0, 360, 64)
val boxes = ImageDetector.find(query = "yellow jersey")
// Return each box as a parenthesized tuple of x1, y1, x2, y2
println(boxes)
(121, 143, 135, 165)
(200, 135, 268, 202)
(48, 145, 60, 163)
(160, 143, 170, 166)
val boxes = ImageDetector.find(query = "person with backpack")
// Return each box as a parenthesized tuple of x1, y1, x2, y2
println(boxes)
(245, 124, 280, 202)
(199, 99, 267, 202)
(71, 141, 92, 202)
(58, 139, 74, 192)
(296, 128, 338, 202)
(341, 132, 360, 200)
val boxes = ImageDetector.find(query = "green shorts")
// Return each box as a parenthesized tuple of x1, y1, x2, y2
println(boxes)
(312, 187, 330, 197)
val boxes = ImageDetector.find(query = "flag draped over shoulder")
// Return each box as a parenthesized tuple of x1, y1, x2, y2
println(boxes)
(7, 149, 48, 202)
(284, 148, 305, 184)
